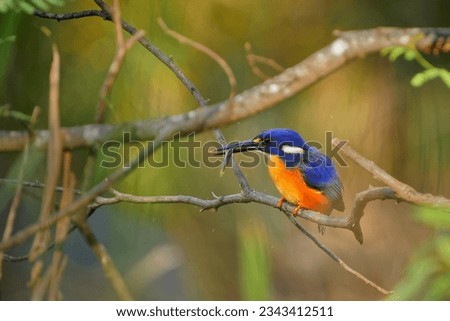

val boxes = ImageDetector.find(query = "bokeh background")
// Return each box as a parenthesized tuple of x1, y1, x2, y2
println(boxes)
(1, 0, 450, 300)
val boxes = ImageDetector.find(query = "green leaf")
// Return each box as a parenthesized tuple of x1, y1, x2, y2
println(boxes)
(238, 222, 272, 300)
(380, 46, 393, 56)
(0, 0, 67, 14)
(0, 105, 33, 122)
(410, 68, 441, 87)
(0, 1, 10, 13)
(403, 49, 417, 61)
(435, 235, 450, 267)
(423, 273, 450, 300)
(18, 1, 35, 14)
(45, 0, 65, 5)
(411, 72, 426, 87)
(382, 45, 450, 89)
(30, 0, 50, 11)
(388, 255, 437, 300)
(0, 35, 16, 45)
(387, 47, 407, 61)
(413, 207, 450, 229)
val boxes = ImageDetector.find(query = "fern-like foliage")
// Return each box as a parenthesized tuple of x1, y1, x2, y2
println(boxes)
(381, 46, 450, 88)
(0, 0, 66, 14)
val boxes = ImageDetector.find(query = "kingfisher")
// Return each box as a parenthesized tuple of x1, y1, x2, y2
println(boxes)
(216, 128, 344, 232)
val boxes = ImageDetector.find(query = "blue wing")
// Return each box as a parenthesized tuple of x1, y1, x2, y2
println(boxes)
(298, 147, 345, 211)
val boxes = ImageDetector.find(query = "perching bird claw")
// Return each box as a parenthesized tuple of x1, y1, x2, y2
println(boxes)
(293, 205, 302, 216)
(276, 197, 286, 209)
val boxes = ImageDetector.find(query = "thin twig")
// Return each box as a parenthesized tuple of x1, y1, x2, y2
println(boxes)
(245, 42, 285, 80)
(0, 120, 32, 280)
(0, 112, 39, 259)
(95, 0, 145, 124)
(338, 259, 392, 295)
(76, 221, 133, 300)
(285, 214, 392, 295)
(158, 17, 237, 102)
(34, 9, 108, 21)
(48, 152, 74, 300)
(29, 44, 63, 260)
(112, 0, 124, 48)
(0, 178, 83, 195)
(30, 261, 51, 300)
(29, 42, 64, 300)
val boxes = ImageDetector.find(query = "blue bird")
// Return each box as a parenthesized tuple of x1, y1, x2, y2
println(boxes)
(216, 128, 344, 232)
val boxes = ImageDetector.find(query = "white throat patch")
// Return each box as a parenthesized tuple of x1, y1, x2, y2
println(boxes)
(281, 145, 304, 154)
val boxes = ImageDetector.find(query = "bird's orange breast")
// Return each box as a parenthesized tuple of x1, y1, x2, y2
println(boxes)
(267, 155, 331, 214)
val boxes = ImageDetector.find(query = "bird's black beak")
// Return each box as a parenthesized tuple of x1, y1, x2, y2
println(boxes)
(214, 139, 263, 155)
(214, 138, 264, 176)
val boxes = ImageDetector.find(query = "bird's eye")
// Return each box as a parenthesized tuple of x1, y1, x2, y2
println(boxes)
(253, 136, 270, 146)
(263, 137, 270, 145)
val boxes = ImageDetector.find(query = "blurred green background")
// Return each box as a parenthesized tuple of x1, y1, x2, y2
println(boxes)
(1, 0, 450, 300)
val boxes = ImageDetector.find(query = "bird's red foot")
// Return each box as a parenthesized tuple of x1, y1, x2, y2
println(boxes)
(276, 197, 286, 209)
(293, 205, 302, 216)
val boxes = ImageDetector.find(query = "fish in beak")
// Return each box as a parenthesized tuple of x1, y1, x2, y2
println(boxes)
(214, 139, 263, 155)
(214, 139, 264, 176)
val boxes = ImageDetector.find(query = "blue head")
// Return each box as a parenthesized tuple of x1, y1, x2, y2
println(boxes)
(216, 128, 309, 167)
(252, 128, 308, 167)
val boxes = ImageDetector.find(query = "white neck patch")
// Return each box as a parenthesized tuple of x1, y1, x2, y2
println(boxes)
(281, 145, 304, 154)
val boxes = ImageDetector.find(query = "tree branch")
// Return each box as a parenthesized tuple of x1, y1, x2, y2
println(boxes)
(91, 185, 396, 246)
(333, 138, 450, 211)
(3, 27, 449, 152)
(76, 220, 133, 300)
(33, 9, 108, 21)
(29, 43, 63, 261)
(0, 124, 32, 279)
(90, 187, 393, 295)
